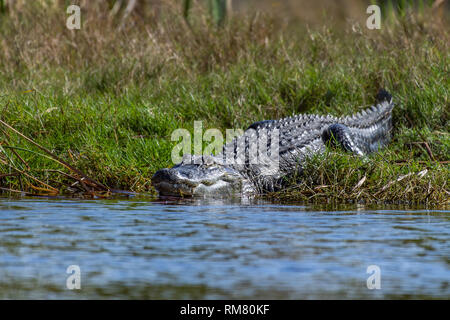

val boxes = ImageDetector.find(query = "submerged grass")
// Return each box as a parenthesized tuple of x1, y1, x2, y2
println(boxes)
(0, 1, 448, 204)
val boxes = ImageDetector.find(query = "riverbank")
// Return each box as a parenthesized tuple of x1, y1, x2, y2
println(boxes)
(0, 2, 448, 204)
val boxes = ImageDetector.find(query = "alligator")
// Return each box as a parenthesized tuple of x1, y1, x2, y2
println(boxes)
(152, 89, 394, 198)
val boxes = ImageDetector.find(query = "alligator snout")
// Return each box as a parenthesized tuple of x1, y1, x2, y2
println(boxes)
(151, 168, 173, 185)
(152, 162, 248, 197)
(152, 167, 199, 196)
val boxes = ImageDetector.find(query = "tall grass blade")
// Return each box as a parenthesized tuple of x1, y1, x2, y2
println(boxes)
(209, 0, 227, 26)
(183, 0, 192, 19)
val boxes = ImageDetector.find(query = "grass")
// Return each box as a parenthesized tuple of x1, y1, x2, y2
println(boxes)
(0, 1, 448, 204)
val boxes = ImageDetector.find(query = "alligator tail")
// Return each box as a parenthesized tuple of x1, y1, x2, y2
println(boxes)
(341, 89, 395, 153)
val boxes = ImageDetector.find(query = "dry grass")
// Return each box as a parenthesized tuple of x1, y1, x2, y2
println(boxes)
(0, 1, 279, 87)
(0, 118, 110, 197)
(265, 151, 449, 206)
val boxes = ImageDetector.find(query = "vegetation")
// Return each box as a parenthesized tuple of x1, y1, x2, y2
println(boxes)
(0, 1, 448, 204)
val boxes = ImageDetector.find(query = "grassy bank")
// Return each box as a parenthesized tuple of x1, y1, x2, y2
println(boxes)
(0, 1, 448, 204)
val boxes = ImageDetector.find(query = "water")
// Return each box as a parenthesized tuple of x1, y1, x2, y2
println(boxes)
(0, 197, 448, 299)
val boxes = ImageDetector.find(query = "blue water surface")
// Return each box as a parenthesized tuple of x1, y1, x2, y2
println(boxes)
(0, 197, 448, 299)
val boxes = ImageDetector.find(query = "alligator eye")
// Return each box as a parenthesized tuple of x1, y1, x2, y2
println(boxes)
(200, 180, 215, 186)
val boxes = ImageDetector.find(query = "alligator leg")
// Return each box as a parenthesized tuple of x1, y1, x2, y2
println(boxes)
(321, 123, 365, 156)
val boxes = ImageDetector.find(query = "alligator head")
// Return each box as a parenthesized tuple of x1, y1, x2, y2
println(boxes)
(152, 155, 252, 197)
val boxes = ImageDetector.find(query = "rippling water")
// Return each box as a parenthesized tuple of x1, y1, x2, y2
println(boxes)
(0, 197, 448, 299)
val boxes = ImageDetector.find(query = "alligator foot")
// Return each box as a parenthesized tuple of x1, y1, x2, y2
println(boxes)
(322, 123, 365, 156)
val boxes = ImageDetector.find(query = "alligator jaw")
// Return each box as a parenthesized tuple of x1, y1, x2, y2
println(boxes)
(151, 168, 197, 196)
(152, 164, 250, 198)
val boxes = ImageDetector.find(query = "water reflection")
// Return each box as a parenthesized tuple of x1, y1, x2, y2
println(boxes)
(0, 197, 448, 299)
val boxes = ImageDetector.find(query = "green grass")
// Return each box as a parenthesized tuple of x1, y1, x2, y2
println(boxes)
(0, 2, 448, 204)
